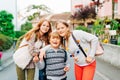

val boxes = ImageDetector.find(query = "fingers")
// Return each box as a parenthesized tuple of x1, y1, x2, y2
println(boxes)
(73, 57, 79, 62)
(39, 50, 46, 61)
(32, 53, 38, 56)
(64, 66, 69, 72)
(85, 56, 93, 63)
(33, 56, 39, 63)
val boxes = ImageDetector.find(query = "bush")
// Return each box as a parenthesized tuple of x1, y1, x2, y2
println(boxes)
(0, 10, 14, 38)
(14, 31, 26, 39)
(75, 25, 91, 33)
(21, 22, 32, 32)
(0, 34, 13, 51)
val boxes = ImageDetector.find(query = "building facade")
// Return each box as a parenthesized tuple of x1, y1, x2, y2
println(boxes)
(97, 0, 120, 19)
(71, 0, 120, 19)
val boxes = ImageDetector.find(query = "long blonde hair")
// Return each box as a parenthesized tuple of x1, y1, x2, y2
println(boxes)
(55, 20, 71, 50)
(55, 20, 71, 42)
(24, 18, 52, 44)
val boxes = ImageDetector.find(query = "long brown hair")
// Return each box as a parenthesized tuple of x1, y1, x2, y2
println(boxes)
(24, 18, 52, 44)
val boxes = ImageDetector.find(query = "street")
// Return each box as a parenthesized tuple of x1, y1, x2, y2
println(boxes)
(95, 58, 120, 80)
(0, 58, 120, 80)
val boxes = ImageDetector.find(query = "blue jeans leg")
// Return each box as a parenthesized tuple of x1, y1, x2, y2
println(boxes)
(39, 69, 46, 80)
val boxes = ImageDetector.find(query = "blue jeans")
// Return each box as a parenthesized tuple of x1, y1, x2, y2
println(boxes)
(39, 69, 46, 80)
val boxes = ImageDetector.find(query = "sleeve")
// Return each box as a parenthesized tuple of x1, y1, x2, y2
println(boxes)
(35, 60, 45, 70)
(79, 30, 99, 57)
(65, 51, 70, 68)
(41, 45, 51, 51)
(73, 30, 99, 57)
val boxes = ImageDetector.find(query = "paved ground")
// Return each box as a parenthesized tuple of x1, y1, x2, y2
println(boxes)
(0, 46, 14, 71)
(1, 46, 120, 80)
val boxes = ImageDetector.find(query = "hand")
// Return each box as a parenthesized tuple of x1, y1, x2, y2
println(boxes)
(73, 57, 79, 62)
(33, 55, 39, 63)
(86, 56, 93, 63)
(32, 53, 38, 56)
(39, 50, 46, 61)
(64, 66, 69, 72)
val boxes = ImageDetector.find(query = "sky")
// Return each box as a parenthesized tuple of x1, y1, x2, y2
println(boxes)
(17, 0, 71, 13)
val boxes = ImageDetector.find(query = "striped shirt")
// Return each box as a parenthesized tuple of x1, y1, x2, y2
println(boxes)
(45, 48, 67, 77)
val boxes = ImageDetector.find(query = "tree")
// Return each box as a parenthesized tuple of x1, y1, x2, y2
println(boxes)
(31, 4, 51, 13)
(21, 21, 32, 32)
(0, 10, 14, 38)
(71, 6, 96, 27)
(76, 6, 96, 20)
(26, 4, 51, 21)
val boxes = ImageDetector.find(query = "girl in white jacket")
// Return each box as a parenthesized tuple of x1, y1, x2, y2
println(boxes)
(14, 18, 52, 80)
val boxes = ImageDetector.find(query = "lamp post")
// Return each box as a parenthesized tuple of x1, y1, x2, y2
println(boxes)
(71, 9, 77, 29)
(112, 0, 115, 19)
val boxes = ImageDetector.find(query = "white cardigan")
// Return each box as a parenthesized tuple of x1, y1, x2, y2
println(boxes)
(68, 30, 98, 66)
(13, 33, 43, 69)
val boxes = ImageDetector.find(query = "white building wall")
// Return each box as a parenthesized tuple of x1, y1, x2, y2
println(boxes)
(118, 0, 120, 16)
(71, 0, 91, 9)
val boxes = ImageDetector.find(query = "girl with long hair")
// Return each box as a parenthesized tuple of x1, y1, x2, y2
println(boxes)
(15, 18, 52, 80)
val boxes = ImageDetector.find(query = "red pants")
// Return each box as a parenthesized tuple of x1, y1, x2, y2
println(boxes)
(74, 61, 96, 80)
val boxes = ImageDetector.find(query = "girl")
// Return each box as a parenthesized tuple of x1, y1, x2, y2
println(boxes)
(15, 18, 52, 80)
(55, 20, 98, 80)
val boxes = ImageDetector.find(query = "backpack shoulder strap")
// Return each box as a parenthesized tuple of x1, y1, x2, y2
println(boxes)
(61, 49, 67, 62)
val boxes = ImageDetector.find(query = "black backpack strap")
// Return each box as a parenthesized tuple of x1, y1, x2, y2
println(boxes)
(71, 33, 87, 57)
(61, 49, 67, 62)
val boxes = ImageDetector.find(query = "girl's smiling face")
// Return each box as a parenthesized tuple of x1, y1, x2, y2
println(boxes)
(56, 22, 69, 38)
(40, 21, 50, 34)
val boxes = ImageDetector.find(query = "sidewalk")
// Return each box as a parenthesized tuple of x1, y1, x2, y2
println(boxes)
(0, 46, 15, 71)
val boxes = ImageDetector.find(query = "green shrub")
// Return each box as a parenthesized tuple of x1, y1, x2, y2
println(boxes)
(0, 34, 13, 51)
(0, 10, 14, 38)
(92, 19, 104, 36)
(75, 25, 91, 33)
(21, 22, 32, 32)
(14, 31, 26, 39)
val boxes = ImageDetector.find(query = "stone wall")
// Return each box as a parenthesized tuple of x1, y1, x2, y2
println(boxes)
(97, 43, 120, 68)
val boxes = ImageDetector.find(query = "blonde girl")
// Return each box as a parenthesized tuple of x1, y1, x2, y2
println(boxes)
(55, 20, 98, 80)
